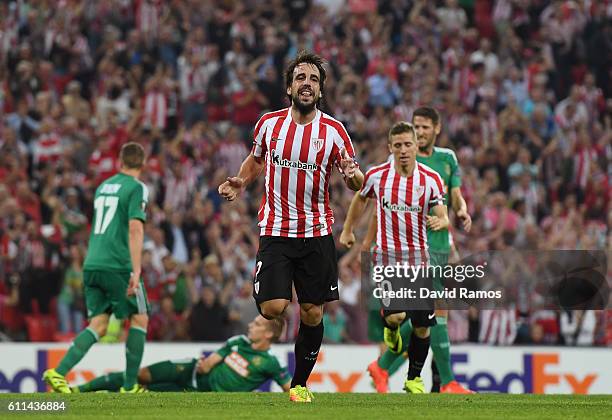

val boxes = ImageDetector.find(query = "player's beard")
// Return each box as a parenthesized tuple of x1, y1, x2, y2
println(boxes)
(292, 91, 318, 115)
(418, 135, 435, 153)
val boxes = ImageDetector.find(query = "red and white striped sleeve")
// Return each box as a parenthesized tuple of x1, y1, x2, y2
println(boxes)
(322, 116, 358, 174)
(359, 167, 378, 199)
(251, 115, 268, 158)
(360, 162, 390, 199)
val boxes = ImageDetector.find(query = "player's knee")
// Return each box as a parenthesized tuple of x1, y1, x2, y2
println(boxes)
(259, 301, 287, 320)
(131, 313, 149, 330)
(414, 326, 430, 338)
(89, 323, 108, 337)
(89, 316, 109, 337)
(300, 304, 323, 326)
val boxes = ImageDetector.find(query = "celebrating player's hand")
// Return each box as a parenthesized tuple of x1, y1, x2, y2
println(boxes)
(126, 271, 140, 297)
(456, 208, 472, 232)
(426, 215, 446, 231)
(218, 177, 244, 201)
(339, 229, 356, 248)
(339, 148, 356, 178)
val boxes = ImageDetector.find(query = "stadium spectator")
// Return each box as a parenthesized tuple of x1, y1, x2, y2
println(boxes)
(322, 301, 350, 344)
(18, 222, 63, 315)
(148, 295, 188, 342)
(188, 285, 234, 342)
(229, 280, 260, 337)
(56, 244, 85, 334)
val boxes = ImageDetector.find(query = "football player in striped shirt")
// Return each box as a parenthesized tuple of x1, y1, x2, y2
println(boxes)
(340, 121, 448, 393)
(218, 51, 363, 402)
(362, 107, 474, 394)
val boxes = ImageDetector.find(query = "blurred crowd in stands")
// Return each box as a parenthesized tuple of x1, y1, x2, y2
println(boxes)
(0, 0, 609, 346)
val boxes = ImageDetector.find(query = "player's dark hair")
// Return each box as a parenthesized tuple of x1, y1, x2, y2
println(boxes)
(267, 318, 285, 343)
(284, 51, 327, 103)
(119, 142, 145, 169)
(388, 121, 417, 144)
(413, 106, 441, 126)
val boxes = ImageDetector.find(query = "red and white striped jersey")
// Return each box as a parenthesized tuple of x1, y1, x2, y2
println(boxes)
(574, 145, 598, 190)
(360, 161, 444, 259)
(478, 309, 517, 345)
(142, 90, 167, 130)
(33, 133, 62, 164)
(135, 0, 161, 35)
(252, 108, 356, 238)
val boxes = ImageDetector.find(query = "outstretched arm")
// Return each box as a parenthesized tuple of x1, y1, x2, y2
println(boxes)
(218, 154, 264, 201)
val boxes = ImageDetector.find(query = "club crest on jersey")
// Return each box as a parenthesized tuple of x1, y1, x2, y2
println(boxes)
(311, 138, 324, 152)
(416, 186, 425, 198)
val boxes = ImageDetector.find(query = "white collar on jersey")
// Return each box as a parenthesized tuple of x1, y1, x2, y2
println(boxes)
(289, 107, 321, 127)
(388, 155, 420, 178)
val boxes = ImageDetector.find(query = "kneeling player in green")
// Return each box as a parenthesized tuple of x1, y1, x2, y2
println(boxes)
(74, 316, 292, 393)
(43, 143, 150, 393)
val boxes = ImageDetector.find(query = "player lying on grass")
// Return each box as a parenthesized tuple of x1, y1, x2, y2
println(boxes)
(73, 316, 291, 393)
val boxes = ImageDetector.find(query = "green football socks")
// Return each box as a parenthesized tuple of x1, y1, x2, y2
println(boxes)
(56, 328, 99, 376)
(124, 327, 147, 389)
(377, 318, 456, 385)
(79, 372, 124, 392)
(378, 320, 412, 373)
(430, 317, 454, 385)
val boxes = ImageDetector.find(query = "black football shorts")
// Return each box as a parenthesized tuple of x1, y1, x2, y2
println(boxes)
(253, 235, 339, 307)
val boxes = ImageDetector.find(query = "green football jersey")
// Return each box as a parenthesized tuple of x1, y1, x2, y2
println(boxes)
(207, 335, 291, 392)
(83, 172, 148, 272)
(416, 147, 461, 251)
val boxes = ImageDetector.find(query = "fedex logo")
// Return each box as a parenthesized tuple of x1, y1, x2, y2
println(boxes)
(452, 353, 597, 394)
(0, 350, 96, 393)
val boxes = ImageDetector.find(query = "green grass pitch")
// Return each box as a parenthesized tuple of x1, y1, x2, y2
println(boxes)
(0, 393, 610, 419)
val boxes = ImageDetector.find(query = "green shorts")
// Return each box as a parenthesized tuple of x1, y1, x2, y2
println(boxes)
(429, 250, 450, 292)
(84, 270, 150, 319)
(146, 359, 211, 392)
